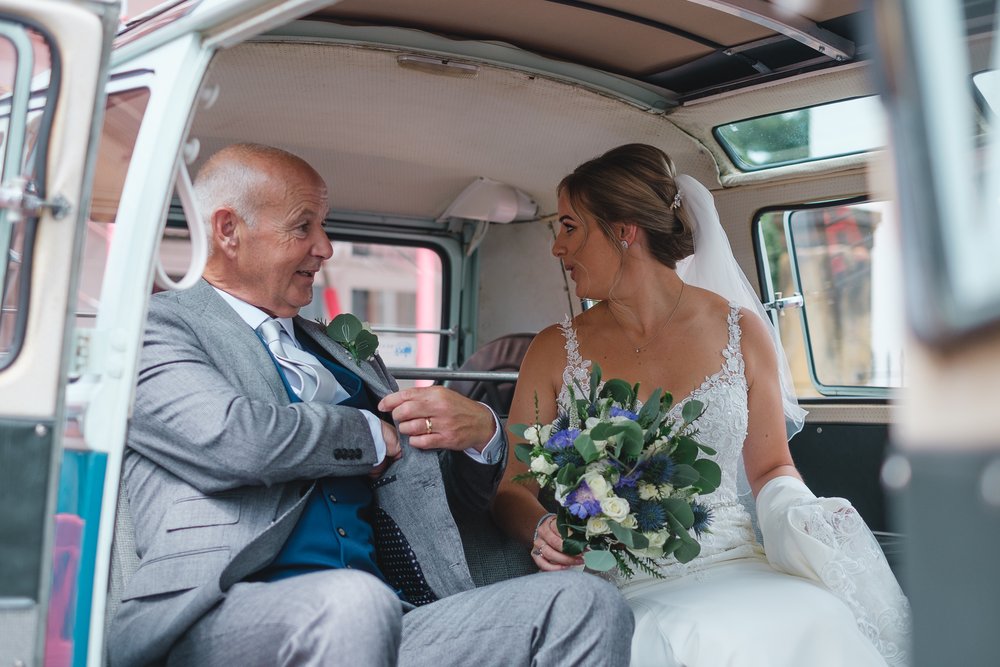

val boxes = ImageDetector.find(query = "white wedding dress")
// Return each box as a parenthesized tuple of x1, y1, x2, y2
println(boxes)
(558, 305, 910, 667)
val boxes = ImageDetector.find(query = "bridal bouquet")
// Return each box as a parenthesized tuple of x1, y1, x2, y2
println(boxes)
(512, 365, 721, 579)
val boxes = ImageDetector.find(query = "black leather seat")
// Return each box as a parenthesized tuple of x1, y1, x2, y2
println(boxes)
(445, 333, 534, 418)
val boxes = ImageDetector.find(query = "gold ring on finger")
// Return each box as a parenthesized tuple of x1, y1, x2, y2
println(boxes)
(425, 417, 433, 434)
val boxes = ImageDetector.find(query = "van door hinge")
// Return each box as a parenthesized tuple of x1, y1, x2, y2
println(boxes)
(763, 291, 804, 314)
(69, 329, 96, 380)
(0, 177, 70, 219)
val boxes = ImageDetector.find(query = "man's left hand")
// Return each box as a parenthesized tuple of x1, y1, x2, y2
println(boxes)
(378, 386, 495, 452)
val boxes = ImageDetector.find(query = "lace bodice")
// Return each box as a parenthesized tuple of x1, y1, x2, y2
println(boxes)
(557, 303, 761, 579)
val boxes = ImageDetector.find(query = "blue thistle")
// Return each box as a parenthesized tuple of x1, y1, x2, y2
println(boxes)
(645, 454, 676, 485)
(551, 412, 570, 432)
(635, 500, 667, 533)
(691, 501, 714, 536)
(614, 484, 640, 508)
(552, 448, 584, 468)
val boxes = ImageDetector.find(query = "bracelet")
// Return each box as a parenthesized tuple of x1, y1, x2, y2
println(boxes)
(533, 512, 556, 544)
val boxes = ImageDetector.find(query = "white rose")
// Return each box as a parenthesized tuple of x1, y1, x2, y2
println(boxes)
(621, 514, 638, 530)
(523, 425, 540, 444)
(638, 482, 660, 500)
(586, 516, 610, 538)
(645, 531, 668, 548)
(530, 456, 558, 476)
(582, 472, 612, 500)
(658, 483, 675, 497)
(600, 497, 630, 522)
(538, 424, 554, 444)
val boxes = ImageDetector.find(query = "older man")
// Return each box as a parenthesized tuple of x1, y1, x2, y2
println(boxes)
(108, 143, 632, 666)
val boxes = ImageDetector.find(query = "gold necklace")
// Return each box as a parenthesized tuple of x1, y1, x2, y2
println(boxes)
(614, 283, 685, 354)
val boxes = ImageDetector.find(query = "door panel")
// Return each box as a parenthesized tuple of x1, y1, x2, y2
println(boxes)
(0, 2, 118, 666)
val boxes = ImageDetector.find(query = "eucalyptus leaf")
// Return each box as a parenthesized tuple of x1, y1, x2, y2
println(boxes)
(674, 436, 699, 464)
(693, 459, 722, 493)
(508, 423, 529, 439)
(583, 549, 618, 572)
(354, 330, 379, 359)
(675, 537, 702, 563)
(328, 313, 362, 342)
(618, 422, 645, 459)
(600, 379, 633, 406)
(608, 521, 649, 549)
(671, 463, 700, 487)
(514, 443, 534, 464)
(573, 433, 599, 463)
(662, 536, 681, 557)
(589, 422, 622, 441)
(637, 388, 662, 426)
(662, 498, 695, 529)
(681, 399, 705, 425)
(561, 537, 587, 556)
(556, 463, 580, 487)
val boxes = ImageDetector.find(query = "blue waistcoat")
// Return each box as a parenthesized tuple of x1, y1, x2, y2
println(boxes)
(250, 328, 389, 587)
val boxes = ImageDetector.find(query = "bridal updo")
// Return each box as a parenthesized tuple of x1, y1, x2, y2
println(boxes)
(558, 143, 695, 269)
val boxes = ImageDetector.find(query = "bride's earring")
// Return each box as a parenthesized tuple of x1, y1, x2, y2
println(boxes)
(621, 239, 629, 250)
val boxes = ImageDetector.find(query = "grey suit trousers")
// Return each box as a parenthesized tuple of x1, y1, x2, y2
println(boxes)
(165, 569, 633, 666)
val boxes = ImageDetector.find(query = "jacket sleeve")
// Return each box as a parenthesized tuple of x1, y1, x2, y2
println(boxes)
(128, 297, 382, 494)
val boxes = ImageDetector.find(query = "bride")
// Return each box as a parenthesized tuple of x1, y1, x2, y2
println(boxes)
(491, 144, 910, 666)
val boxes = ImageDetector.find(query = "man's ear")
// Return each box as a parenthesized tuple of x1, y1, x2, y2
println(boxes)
(211, 208, 240, 258)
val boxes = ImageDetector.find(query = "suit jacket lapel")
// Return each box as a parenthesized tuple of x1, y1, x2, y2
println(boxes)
(294, 317, 392, 397)
(176, 280, 289, 402)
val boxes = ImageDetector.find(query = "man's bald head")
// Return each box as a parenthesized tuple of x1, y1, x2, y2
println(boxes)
(194, 143, 325, 234)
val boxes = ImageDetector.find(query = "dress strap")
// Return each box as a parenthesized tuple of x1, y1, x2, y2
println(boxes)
(721, 303, 746, 381)
(558, 316, 591, 395)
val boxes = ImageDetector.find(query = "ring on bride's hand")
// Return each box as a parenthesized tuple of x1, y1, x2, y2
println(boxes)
(531, 546, 543, 557)
(424, 417, 433, 434)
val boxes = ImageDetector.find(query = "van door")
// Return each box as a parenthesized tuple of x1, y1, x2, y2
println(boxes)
(0, 1, 118, 665)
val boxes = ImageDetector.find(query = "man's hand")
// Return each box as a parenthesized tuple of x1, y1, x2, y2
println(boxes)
(369, 419, 402, 478)
(378, 386, 496, 452)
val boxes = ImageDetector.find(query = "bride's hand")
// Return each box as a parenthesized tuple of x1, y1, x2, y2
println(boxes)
(531, 514, 585, 571)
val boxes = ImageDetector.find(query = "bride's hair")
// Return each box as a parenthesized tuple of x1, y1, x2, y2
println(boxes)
(557, 143, 694, 269)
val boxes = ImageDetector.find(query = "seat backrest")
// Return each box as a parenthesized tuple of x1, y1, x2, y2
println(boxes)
(445, 333, 534, 418)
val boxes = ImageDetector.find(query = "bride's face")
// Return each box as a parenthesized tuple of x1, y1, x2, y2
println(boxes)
(553, 190, 620, 299)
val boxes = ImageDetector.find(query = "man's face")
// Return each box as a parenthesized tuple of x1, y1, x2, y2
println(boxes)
(234, 162, 332, 317)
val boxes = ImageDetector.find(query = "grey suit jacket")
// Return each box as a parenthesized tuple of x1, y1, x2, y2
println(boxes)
(108, 280, 506, 667)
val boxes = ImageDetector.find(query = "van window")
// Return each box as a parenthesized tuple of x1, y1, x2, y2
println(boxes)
(715, 97, 887, 171)
(76, 87, 150, 329)
(159, 235, 447, 387)
(0, 26, 53, 369)
(756, 200, 904, 397)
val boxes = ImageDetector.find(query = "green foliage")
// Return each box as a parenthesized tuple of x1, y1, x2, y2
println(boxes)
(325, 313, 379, 363)
(514, 443, 534, 464)
(693, 458, 722, 494)
(583, 549, 617, 572)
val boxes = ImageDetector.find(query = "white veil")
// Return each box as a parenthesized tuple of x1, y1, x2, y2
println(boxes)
(673, 174, 807, 440)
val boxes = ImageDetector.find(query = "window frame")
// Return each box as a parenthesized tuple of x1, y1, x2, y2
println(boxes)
(753, 195, 898, 400)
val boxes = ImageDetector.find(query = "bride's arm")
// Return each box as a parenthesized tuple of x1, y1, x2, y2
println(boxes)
(738, 308, 802, 496)
(491, 326, 564, 545)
